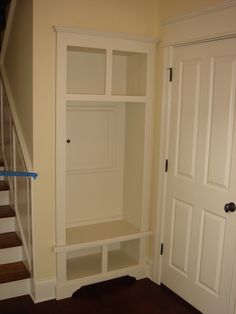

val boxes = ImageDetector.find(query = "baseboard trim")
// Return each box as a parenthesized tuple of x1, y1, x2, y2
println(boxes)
(56, 265, 150, 300)
(31, 277, 56, 303)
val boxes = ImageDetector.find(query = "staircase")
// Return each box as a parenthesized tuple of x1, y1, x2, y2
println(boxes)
(0, 160, 30, 300)
(0, 0, 11, 51)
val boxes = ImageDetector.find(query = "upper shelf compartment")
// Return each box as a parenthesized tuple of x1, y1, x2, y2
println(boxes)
(67, 46, 106, 95)
(66, 45, 147, 97)
(112, 51, 147, 96)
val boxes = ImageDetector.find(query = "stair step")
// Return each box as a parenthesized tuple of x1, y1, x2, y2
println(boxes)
(0, 262, 30, 284)
(0, 181, 9, 191)
(0, 232, 22, 249)
(0, 206, 15, 218)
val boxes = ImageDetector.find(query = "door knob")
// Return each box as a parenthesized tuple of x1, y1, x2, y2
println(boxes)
(224, 202, 236, 213)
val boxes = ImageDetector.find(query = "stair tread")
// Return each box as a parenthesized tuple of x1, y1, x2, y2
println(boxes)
(0, 262, 30, 284)
(0, 205, 15, 218)
(0, 232, 22, 249)
(0, 181, 9, 191)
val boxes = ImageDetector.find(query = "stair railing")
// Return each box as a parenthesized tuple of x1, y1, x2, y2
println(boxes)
(0, 76, 35, 273)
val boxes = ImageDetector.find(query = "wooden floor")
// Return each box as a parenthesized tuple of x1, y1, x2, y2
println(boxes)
(0, 278, 201, 314)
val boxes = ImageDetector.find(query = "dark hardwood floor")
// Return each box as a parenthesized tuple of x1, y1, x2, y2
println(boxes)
(0, 232, 22, 249)
(0, 278, 202, 314)
(0, 261, 30, 284)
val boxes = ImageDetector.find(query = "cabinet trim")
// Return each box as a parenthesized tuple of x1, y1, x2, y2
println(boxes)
(53, 26, 159, 43)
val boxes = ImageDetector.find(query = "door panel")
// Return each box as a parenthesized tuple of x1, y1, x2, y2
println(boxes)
(196, 210, 226, 295)
(169, 199, 192, 276)
(205, 56, 236, 189)
(175, 60, 200, 180)
(162, 38, 236, 314)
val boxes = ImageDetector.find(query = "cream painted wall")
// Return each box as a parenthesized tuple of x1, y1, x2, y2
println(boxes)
(4, 0, 33, 160)
(32, 0, 160, 280)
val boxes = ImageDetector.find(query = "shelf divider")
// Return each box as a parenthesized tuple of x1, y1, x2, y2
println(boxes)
(105, 49, 113, 96)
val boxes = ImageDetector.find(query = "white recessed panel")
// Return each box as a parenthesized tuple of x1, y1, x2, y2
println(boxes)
(175, 60, 201, 180)
(65, 103, 125, 226)
(170, 199, 192, 276)
(205, 56, 236, 189)
(66, 106, 116, 172)
(197, 210, 226, 295)
(66, 171, 124, 225)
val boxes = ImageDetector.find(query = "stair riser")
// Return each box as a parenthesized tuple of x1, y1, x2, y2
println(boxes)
(0, 278, 30, 300)
(0, 191, 9, 206)
(0, 246, 22, 264)
(0, 217, 15, 233)
(0, 167, 5, 181)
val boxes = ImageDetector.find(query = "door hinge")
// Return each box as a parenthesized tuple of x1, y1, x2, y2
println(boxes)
(165, 159, 168, 173)
(169, 67, 173, 82)
(160, 243, 164, 255)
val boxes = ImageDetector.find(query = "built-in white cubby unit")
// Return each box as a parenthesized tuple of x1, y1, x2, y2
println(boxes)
(55, 27, 156, 299)
(112, 51, 147, 96)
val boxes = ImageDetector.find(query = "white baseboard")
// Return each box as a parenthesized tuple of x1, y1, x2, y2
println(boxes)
(56, 265, 150, 300)
(32, 277, 56, 303)
(146, 258, 154, 280)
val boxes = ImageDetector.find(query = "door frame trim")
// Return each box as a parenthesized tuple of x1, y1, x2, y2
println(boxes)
(161, 1, 236, 47)
(153, 3, 236, 314)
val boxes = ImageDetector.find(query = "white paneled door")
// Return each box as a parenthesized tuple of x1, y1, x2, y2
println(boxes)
(162, 38, 236, 314)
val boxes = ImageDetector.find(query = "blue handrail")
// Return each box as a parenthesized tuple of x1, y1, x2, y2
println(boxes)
(0, 171, 38, 180)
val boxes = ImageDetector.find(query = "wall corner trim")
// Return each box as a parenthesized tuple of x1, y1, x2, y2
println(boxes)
(32, 277, 56, 303)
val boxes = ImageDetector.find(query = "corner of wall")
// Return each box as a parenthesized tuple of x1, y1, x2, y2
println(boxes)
(31, 277, 56, 303)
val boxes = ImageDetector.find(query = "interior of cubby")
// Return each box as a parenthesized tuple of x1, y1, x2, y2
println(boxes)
(108, 239, 140, 271)
(67, 46, 106, 95)
(65, 101, 146, 231)
(66, 220, 140, 247)
(66, 246, 102, 280)
(66, 46, 147, 96)
(112, 51, 147, 96)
